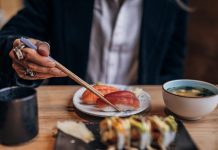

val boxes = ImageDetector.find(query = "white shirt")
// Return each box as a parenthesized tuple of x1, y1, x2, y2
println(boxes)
(87, 0, 143, 84)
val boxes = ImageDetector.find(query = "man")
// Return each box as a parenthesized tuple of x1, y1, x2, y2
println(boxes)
(0, 0, 188, 87)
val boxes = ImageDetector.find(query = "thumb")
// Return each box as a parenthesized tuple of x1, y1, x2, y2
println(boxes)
(36, 41, 50, 57)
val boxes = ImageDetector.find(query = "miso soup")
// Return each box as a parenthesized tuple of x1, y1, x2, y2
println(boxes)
(167, 86, 215, 97)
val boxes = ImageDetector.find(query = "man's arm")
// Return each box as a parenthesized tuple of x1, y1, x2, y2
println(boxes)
(159, 2, 189, 83)
(0, 0, 51, 87)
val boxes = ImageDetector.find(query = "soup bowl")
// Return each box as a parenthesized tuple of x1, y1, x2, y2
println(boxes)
(162, 79, 218, 120)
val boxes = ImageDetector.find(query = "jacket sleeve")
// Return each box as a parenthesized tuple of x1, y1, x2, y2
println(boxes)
(0, 0, 51, 88)
(159, 2, 189, 83)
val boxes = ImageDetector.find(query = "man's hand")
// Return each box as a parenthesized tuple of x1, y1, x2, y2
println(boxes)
(9, 38, 67, 80)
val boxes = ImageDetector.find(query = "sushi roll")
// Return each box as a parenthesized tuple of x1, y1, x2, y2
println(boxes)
(100, 117, 131, 150)
(163, 116, 177, 147)
(96, 91, 140, 111)
(129, 116, 152, 150)
(99, 115, 177, 150)
(149, 116, 177, 150)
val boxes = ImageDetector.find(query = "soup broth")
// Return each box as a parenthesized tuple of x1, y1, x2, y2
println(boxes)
(167, 86, 215, 97)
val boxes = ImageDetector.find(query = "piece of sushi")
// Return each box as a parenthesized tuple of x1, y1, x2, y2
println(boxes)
(100, 117, 131, 150)
(81, 85, 119, 104)
(99, 116, 177, 150)
(96, 91, 140, 111)
(149, 116, 177, 150)
(163, 116, 177, 146)
(129, 116, 152, 150)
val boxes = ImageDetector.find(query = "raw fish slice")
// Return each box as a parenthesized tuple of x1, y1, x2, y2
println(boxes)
(96, 91, 140, 111)
(81, 85, 119, 104)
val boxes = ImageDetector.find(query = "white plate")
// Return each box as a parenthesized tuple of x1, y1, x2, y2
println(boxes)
(73, 85, 151, 117)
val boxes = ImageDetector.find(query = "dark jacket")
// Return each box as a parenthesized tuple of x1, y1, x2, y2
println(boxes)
(0, 0, 188, 87)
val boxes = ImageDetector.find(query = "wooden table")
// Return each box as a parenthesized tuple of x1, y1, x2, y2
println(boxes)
(0, 86, 217, 150)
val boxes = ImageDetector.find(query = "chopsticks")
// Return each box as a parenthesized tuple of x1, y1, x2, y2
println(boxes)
(54, 61, 122, 111)
(20, 37, 122, 112)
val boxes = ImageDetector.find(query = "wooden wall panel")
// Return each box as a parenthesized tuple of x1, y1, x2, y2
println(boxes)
(185, 0, 218, 83)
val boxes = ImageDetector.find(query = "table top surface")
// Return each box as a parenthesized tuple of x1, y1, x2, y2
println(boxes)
(0, 85, 217, 150)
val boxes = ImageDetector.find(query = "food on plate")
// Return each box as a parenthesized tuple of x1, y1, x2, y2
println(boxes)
(56, 120, 94, 143)
(81, 85, 119, 104)
(80, 84, 149, 113)
(167, 86, 215, 97)
(96, 91, 140, 111)
(99, 115, 177, 150)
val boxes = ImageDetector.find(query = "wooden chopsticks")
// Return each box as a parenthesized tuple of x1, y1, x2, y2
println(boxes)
(20, 37, 122, 112)
(55, 61, 122, 112)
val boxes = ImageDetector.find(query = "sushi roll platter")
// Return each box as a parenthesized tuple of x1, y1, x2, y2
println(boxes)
(55, 115, 198, 150)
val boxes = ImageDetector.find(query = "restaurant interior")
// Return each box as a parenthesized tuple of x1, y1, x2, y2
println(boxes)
(0, 0, 217, 150)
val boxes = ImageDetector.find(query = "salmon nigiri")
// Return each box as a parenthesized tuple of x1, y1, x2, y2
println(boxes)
(81, 85, 119, 104)
(96, 91, 140, 111)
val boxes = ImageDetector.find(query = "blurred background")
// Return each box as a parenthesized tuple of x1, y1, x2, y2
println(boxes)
(0, 0, 217, 84)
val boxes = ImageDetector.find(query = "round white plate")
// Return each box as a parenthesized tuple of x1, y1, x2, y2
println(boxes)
(73, 85, 151, 117)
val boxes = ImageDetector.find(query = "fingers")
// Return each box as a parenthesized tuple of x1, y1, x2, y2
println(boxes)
(9, 45, 55, 68)
(12, 62, 66, 80)
(12, 59, 66, 77)
(10, 38, 66, 80)
(13, 39, 21, 47)
(36, 41, 50, 57)
(12, 62, 51, 80)
(13, 38, 50, 57)
(21, 47, 55, 67)
(12, 62, 26, 79)
(13, 38, 38, 47)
